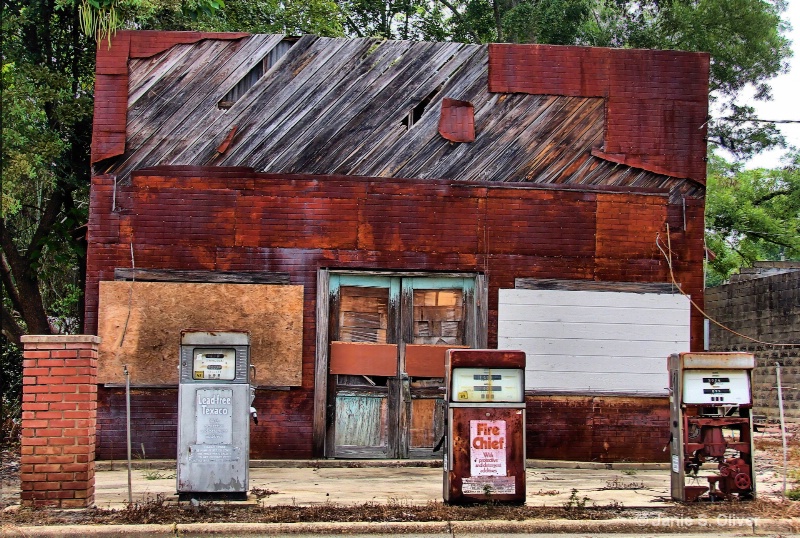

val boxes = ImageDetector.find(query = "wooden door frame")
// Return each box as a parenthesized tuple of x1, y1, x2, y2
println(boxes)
(313, 269, 487, 458)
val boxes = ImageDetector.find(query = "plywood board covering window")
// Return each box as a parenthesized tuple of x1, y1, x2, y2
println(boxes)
(410, 398, 445, 448)
(339, 286, 389, 343)
(413, 290, 463, 345)
(97, 281, 303, 386)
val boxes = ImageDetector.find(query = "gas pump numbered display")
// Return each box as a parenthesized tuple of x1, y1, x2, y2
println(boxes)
(668, 352, 756, 502)
(444, 350, 526, 504)
(177, 331, 254, 500)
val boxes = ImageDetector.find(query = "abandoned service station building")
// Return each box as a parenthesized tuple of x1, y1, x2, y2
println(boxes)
(86, 31, 709, 463)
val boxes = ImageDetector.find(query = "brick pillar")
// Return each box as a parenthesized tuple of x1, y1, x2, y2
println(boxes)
(20, 335, 100, 508)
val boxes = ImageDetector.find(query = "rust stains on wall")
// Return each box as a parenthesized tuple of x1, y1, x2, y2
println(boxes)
(488, 44, 709, 183)
(92, 31, 249, 163)
(87, 169, 704, 344)
(526, 394, 671, 462)
(92, 33, 705, 201)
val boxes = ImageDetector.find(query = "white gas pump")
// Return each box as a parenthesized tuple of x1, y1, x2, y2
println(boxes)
(177, 330, 253, 500)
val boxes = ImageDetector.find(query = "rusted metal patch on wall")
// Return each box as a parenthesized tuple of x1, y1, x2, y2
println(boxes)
(439, 98, 475, 142)
(487, 43, 709, 184)
(405, 344, 467, 377)
(329, 342, 398, 376)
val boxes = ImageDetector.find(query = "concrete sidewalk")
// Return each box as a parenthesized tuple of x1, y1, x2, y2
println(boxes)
(91, 459, 786, 510)
(4, 461, 797, 538)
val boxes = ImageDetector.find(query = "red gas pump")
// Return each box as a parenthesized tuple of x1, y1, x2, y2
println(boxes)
(668, 352, 756, 502)
(443, 349, 526, 504)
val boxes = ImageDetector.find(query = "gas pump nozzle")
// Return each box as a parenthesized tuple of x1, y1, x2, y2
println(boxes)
(249, 376, 258, 425)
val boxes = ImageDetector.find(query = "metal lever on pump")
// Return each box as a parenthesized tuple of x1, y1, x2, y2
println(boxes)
(250, 365, 258, 425)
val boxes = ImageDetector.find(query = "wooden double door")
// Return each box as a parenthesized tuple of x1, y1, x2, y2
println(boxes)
(325, 273, 483, 458)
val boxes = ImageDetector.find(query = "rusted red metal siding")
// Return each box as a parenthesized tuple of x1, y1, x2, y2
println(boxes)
(526, 395, 671, 462)
(92, 31, 248, 163)
(86, 169, 704, 460)
(87, 168, 704, 344)
(488, 44, 709, 183)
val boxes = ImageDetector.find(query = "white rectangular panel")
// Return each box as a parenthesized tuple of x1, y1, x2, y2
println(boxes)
(498, 288, 690, 394)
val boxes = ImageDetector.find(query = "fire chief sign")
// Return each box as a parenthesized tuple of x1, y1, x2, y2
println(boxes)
(470, 420, 506, 476)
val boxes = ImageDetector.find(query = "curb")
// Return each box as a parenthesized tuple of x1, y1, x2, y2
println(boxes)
(93, 459, 668, 472)
(94, 459, 445, 471)
(4, 518, 798, 536)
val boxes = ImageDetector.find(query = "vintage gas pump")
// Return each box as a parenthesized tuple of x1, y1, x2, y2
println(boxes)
(668, 352, 756, 502)
(443, 349, 526, 504)
(177, 330, 254, 500)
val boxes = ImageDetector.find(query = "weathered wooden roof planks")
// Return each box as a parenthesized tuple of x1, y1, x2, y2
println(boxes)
(93, 33, 709, 200)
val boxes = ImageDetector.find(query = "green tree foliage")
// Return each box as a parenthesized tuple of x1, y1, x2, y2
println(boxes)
(126, 0, 344, 36)
(579, 0, 791, 160)
(2, 1, 95, 345)
(0, 0, 792, 350)
(705, 151, 800, 285)
(336, 0, 592, 43)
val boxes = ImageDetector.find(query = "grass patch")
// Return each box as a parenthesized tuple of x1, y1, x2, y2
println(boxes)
(142, 470, 175, 480)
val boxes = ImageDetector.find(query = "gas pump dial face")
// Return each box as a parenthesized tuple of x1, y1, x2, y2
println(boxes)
(682, 369, 750, 405)
(193, 349, 236, 380)
(451, 368, 524, 402)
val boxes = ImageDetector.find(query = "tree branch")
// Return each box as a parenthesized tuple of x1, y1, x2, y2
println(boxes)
(0, 252, 25, 317)
(753, 189, 791, 206)
(1, 302, 25, 347)
(436, 0, 481, 43)
(345, 14, 364, 37)
(0, 219, 51, 335)
(742, 229, 797, 250)
(492, 0, 502, 41)
(29, 187, 68, 266)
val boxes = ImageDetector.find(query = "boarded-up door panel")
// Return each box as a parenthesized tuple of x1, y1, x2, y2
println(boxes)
(328, 275, 478, 458)
(334, 394, 388, 450)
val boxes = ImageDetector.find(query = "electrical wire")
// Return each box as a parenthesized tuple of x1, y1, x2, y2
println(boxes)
(656, 224, 799, 347)
(116, 241, 135, 348)
(719, 117, 800, 124)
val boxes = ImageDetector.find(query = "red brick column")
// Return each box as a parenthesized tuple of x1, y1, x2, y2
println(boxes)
(20, 335, 100, 508)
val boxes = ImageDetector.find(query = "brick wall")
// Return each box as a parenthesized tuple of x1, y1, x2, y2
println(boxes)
(96, 387, 314, 460)
(20, 335, 99, 508)
(86, 169, 705, 460)
(526, 395, 670, 462)
(706, 270, 800, 420)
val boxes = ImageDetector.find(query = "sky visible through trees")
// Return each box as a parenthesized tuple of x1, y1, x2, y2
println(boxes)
(0, 0, 797, 345)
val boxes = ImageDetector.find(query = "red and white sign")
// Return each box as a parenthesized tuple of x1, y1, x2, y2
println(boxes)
(470, 420, 507, 476)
